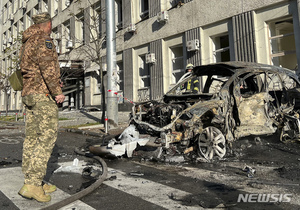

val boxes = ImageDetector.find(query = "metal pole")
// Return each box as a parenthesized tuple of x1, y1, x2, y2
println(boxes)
(105, 115, 108, 134)
(106, 0, 118, 129)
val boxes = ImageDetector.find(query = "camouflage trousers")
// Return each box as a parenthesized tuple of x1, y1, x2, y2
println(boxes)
(22, 94, 58, 186)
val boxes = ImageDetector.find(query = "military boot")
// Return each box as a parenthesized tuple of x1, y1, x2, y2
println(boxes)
(18, 184, 51, 202)
(42, 184, 57, 193)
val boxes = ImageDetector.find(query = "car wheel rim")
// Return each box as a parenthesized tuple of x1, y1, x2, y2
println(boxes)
(198, 126, 226, 160)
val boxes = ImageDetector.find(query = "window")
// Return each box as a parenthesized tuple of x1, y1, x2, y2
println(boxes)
(63, 22, 70, 40)
(140, 0, 149, 20)
(115, 0, 123, 30)
(116, 61, 124, 103)
(268, 18, 297, 70)
(171, 46, 184, 84)
(92, 1, 102, 38)
(213, 34, 230, 62)
(52, 27, 60, 54)
(137, 55, 151, 102)
(139, 55, 150, 88)
(63, 21, 71, 53)
(75, 13, 85, 46)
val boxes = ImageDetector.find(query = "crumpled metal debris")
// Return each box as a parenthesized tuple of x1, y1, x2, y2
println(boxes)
(89, 125, 150, 158)
(82, 166, 102, 180)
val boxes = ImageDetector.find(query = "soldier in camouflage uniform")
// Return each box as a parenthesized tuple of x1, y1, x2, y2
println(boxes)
(18, 12, 65, 203)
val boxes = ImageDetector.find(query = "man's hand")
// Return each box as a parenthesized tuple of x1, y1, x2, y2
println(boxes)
(59, 79, 63, 88)
(55, 94, 65, 104)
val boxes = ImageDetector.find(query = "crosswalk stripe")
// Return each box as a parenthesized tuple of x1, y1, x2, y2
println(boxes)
(104, 167, 201, 210)
(0, 161, 203, 210)
(2, 159, 299, 209)
(0, 167, 95, 210)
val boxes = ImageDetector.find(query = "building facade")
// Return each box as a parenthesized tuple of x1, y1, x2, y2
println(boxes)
(1, 0, 300, 112)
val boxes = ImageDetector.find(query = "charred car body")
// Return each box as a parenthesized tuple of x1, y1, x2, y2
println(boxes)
(130, 61, 300, 160)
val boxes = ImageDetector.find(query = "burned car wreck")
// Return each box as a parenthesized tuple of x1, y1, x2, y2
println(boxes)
(127, 61, 300, 160)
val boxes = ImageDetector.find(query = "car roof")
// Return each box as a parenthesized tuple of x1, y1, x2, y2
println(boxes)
(193, 61, 298, 80)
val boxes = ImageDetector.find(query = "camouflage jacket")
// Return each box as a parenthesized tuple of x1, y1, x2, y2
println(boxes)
(20, 24, 62, 97)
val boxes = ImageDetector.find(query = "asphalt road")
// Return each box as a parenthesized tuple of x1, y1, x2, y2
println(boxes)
(0, 119, 299, 210)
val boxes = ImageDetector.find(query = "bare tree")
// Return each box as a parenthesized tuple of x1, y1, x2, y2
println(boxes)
(59, 0, 107, 122)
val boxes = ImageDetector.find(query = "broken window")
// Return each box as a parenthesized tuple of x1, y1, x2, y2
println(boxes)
(171, 46, 184, 85)
(138, 55, 150, 102)
(213, 34, 230, 62)
(139, 55, 150, 88)
(268, 18, 297, 70)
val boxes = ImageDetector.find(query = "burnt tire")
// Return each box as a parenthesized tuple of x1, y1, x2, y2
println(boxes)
(197, 126, 226, 160)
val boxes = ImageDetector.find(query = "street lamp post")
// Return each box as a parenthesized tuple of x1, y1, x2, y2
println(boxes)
(106, 0, 118, 129)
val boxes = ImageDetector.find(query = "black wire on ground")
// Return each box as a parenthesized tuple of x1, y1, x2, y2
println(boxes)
(41, 148, 108, 210)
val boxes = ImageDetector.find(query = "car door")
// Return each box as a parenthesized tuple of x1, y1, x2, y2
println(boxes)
(232, 72, 277, 139)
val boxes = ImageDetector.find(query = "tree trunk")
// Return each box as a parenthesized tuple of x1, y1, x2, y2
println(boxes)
(5, 92, 8, 116)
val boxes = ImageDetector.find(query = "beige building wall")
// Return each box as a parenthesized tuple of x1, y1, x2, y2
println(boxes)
(0, 0, 300, 111)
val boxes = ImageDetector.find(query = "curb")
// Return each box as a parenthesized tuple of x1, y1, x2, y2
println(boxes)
(59, 127, 106, 137)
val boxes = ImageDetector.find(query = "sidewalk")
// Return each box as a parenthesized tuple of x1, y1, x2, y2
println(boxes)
(58, 110, 131, 128)
(0, 110, 131, 135)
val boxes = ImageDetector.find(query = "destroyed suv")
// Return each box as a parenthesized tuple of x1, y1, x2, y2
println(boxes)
(130, 61, 300, 160)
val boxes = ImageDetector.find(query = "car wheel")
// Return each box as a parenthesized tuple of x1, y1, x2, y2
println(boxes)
(197, 126, 226, 160)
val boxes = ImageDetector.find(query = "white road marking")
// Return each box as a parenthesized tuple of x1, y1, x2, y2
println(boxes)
(2, 161, 299, 209)
(104, 167, 202, 210)
(0, 161, 203, 210)
(0, 167, 95, 210)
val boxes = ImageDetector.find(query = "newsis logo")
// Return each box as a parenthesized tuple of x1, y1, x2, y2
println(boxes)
(237, 193, 292, 203)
